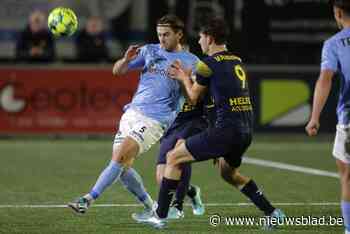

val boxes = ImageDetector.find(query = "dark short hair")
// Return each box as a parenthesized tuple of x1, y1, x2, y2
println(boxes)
(157, 14, 185, 44)
(331, 0, 350, 16)
(199, 17, 229, 45)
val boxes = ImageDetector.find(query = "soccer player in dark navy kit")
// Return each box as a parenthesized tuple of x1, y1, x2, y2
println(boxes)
(135, 17, 285, 229)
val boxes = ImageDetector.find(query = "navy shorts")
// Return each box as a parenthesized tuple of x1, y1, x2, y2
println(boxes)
(157, 118, 207, 165)
(185, 127, 252, 168)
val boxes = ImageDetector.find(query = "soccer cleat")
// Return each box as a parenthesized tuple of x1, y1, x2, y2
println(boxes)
(132, 202, 158, 223)
(67, 197, 90, 214)
(131, 208, 153, 223)
(190, 186, 205, 215)
(167, 206, 184, 219)
(263, 208, 286, 230)
(138, 212, 167, 229)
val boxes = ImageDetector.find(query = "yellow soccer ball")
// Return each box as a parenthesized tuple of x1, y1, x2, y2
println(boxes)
(48, 7, 78, 37)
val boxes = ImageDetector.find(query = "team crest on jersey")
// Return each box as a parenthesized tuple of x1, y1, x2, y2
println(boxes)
(145, 55, 169, 77)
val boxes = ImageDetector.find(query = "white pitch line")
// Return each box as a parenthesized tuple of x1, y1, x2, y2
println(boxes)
(0, 202, 340, 208)
(244, 157, 339, 178)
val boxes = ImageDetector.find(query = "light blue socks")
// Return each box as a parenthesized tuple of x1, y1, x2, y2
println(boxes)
(120, 167, 154, 209)
(342, 200, 350, 232)
(89, 160, 124, 199)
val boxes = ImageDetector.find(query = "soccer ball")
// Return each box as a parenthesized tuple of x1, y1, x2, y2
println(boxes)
(48, 7, 78, 37)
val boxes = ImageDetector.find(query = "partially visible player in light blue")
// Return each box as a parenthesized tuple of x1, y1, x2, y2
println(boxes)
(68, 14, 199, 214)
(306, 1, 350, 234)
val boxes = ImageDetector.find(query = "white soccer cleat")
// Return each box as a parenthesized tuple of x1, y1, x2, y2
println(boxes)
(190, 186, 205, 215)
(167, 206, 184, 219)
(131, 208, 153, 223)
(134, 211, 167, 229)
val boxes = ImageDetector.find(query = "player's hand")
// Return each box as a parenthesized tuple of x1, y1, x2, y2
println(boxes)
(305, 119, 320, 136)
(123, 45, 141, 62)
(168, 60, 189, 81)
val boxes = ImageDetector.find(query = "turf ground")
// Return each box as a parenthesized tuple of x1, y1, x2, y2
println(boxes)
(0, 134, 344, 233)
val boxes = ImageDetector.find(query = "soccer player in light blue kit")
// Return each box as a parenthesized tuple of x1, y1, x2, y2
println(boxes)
(306, 1, 350, 234)
(68, 14, 199, 215)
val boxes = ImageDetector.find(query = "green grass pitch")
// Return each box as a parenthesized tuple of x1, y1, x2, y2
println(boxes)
(0, 134, 344, 233)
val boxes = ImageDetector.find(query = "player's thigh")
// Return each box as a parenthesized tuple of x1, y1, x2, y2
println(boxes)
(113, 109, 164, 159)
(185, 128, 233, 163)
(112, 136, 138, 166)
(333, 125, 350, 164)
(157, 130, 179, 165)
(159, 119, 206, 166)
(167, 141, 195, 166)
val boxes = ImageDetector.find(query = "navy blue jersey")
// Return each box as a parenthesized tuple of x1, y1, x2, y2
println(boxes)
(203, 93, 216, 127)
(171, 100, 203, 128)
(195, 51, 253, 132)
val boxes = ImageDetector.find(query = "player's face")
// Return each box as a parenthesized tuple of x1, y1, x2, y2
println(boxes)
(198, 33, 210, 55)
(157, 26, 181, 51)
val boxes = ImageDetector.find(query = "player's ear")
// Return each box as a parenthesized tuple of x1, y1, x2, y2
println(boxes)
(208, 35, 215, 45)
(334, 6, 342, 21)
(177, 30, 184, 41)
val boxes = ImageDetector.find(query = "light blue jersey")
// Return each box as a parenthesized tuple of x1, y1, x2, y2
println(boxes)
(321, 28, 350, 125)
(124, 44, 199, 129)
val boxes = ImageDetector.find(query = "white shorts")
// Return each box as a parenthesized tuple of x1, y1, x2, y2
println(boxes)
(113, 108, 165, 155)
(333, 125, 350, 164)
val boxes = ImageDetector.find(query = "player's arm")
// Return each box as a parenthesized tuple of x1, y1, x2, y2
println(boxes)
(112, 45, 143, 76)
(168, 60, 207, 105)
(306, 69, 334, 136)
(182, 75, 207, 105)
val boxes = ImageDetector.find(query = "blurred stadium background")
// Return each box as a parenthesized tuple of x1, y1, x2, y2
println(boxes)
(0, 0, 344, 233)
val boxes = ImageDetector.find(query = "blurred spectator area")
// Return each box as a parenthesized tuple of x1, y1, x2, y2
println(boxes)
(0, 29, 126, 63)
(0, 0, 339, 64)
(0, 0, 147, 63)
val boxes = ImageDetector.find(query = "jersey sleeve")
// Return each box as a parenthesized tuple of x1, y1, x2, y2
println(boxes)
(127, 46, 146, 70)
(195, 60, 213, 86)
(321, 39, 338, 72)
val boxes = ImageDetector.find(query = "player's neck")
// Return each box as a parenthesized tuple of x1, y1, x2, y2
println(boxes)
(208, 45, 227, 56)
(342, 21, 350, 29)
(172, 44, 183, 52)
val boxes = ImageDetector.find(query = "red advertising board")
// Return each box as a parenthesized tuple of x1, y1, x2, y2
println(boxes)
(0, 68, 139, 134)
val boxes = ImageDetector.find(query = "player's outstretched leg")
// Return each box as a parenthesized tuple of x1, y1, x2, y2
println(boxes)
(68, 136, 139, 214)
(218, 158, 286, 229)
(68, 160, 125, 213)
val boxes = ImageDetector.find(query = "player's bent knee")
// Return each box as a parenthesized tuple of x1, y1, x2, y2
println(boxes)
(166, 150, 177, 165)
(174, 139, 185, 148)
